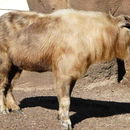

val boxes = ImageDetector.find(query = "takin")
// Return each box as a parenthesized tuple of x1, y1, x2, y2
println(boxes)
(0, 9, 130, 130)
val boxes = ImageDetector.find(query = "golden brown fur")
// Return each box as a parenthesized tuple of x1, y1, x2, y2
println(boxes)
(0, 9, 130, 129)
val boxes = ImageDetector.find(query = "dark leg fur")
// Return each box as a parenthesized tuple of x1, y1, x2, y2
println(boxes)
(5, 65, 22, 112)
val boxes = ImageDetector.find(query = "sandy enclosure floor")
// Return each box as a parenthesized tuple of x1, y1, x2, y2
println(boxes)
(0, 71, 130, 130)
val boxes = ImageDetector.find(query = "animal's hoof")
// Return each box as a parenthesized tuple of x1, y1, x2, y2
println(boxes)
(120, 77, 129, 85)
(57, 114, 61, 120)
(0, 108, 9, 114)
(65, 125, 72, 130)
(12, 109, 24, 114)
(62, 120, 72, 130)
(64, 124, 72, 130)
(2, 110, 9, 114)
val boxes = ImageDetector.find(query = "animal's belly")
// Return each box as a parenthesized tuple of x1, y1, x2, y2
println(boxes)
(20, 62, 51, 72)
(11, 55, 52, 72)
(9, 45, 53, 72)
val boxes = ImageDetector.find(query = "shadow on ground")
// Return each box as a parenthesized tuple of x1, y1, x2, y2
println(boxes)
(20, 96, 130, 127)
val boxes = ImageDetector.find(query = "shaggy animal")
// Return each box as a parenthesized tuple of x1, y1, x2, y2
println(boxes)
(0, 9, 130, 130)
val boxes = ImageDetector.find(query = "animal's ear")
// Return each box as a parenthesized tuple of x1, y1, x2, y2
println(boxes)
(108, 7, 120, 17)
(109, 9, 114, 17)
(116, 15, 130, 29)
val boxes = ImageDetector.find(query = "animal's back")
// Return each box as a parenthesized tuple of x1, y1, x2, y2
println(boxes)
(0, 9, 115, 48)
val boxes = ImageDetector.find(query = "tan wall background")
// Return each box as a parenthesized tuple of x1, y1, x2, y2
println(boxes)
(27, 0, 130, 15)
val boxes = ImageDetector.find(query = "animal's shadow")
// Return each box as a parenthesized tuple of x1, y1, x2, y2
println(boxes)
(20, 96, 130, 127)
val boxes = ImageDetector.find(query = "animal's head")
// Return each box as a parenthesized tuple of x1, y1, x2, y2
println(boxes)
(114, 15, 130, 59)
(116, 15, 130, 29)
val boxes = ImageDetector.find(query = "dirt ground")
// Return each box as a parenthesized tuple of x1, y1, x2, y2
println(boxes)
(0, 70, 130, 130)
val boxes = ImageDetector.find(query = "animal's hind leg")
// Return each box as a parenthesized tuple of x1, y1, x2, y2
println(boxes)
(0, 53, 11, 114)
(5, 66, 22, 112)
(0, 74, 9, 114)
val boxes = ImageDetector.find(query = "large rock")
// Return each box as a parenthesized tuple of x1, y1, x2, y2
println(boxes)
(27, 0, 70, 13)
(70, 0, 130, 15)
(27, 0, 130, 15)
(27, 0, 130, 86)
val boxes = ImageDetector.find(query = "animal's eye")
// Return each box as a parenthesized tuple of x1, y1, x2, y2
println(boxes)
(121, 23, 130, 29)
(124, 25, 130, 29)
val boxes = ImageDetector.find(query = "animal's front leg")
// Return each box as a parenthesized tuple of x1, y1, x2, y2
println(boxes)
(55, 76, 73, 130)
